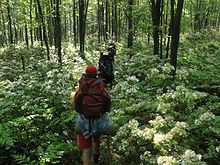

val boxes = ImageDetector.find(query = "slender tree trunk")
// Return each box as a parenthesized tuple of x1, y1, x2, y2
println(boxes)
(97, 0, 101, 43)
(105, 0, 109, 40)
(7, 0, 13, 44)
(73, 0, 77, 47)
(160, 0, 164, 59)
(79, 0, 85, 57)
(151, 0, 161, 55)
(13, 22, 18, 44)
(30, 0, 34, 46)
(118, 7, 121, 40)
(113, 0, 118, 41)
(1, 13, 7, 45)
(25, 23, 29, 48)
(36, 0, 50, 60)
(78, 0, 89, 58)
(170, 0, 184, 77)
(47, 0, 54, 46)
(127, 0, 133, 49)
(166, 0, 174, 58)
(54, 0, 62, 66)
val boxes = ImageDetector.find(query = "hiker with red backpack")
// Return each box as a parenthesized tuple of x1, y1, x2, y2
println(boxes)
(73, 66, 112, 165)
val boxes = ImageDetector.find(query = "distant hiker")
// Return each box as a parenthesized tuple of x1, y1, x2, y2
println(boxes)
(107, 42, 116, 62)
(73, 66, 112, 165)
(98, 52, 114, 86)
(98, 43, 116, 87)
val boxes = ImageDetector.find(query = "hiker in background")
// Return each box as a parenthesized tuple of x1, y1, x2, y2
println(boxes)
(107, 42, 116, 62)
(73, 66, 112, 165)
(98, 43, 116, 87)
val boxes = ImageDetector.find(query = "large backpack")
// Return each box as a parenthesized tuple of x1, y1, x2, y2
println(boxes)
(98, 55, 114, 85)
(74, 78, 111, 118)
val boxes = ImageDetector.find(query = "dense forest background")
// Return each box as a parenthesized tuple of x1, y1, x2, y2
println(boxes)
(0, 0, 220, 164)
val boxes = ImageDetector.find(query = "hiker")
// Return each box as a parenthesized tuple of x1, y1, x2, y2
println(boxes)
(73, 66, 112, 165)
(98, 51, 114, 86)
(107, 43, 116, 62)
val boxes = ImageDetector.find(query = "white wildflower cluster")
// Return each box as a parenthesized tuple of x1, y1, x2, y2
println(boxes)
(141, 127, 156, 140)
(176, 69, 189, 81)
(132, 127, 156, 141)
(176, 85, 188, 96)
(127, 119, 139, 128)
(113, 119, 141, 153)
(153, 133, 167, 145)
(180, 149, 205, 165)
(118, 140, 130, 153)
(162, 63, 175, 74)
(157, 156, 177, 165)
(115, 80, 139, 96)
(169, 122, 188, 138)
(126, 75, 139, 82)
(194, 112, 215, 126)
(149, 68, 160, 78)
(126, 85, 139, 94)
(216, 146, 220, 153)
(153, 121, 188, 146)
(157, 102, 172, 113)
(157, 85, 206, 112)
(149, 116, 167, 129)
(114, 119, 139, 139)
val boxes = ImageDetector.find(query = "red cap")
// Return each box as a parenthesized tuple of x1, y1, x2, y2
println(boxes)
(85, 66, 97, 74)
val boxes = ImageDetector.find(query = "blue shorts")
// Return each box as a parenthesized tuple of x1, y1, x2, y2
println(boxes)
(75, 114, 112, 139)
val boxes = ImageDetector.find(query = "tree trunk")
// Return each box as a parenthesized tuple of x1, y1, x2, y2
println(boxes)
(54, 0, 62, 66)
(160, 0, 164, 59)
(105, 0, 109, 40)
(127, 0, 133, 49)
(73, 0, 77, 47)
(170, 0, 184, 77)
(36, 0, 50, 60)
(79, 0, 85, 57)
(30, 0, 34, 47)
(97, 0, 102, 43)
(25, 23, 29, 48)
(78, 0, 89, 58)
(151, 0, 161, 55)
(7, 0, 13, 44)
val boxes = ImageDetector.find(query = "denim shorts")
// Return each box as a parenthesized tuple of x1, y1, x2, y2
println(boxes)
(75, 113, 112, 139)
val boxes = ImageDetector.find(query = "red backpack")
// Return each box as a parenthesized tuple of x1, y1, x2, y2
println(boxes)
(74, 77, 111, 118)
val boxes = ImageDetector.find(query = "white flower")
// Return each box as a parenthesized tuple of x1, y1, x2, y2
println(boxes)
(153, 133, 166, 145)
(157, 156, 177, 165)
(195, 112, 215, 125)
(127, 75, 139, 82)
(216, 146, 220, 153)
(169, 122, 188, 137)
(149, 116, 167, 129)
(162, 63, 175, 74)
(181, 149, 204, 164)
(142, 128, 156, 140)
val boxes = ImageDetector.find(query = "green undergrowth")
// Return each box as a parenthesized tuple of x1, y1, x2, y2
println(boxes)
(108, 31, 220, 165)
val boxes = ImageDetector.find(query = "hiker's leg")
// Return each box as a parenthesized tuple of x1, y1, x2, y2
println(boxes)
(92, 137, 100, 163)
(76, 134, 93, 164)
(82, 148, 92, 165)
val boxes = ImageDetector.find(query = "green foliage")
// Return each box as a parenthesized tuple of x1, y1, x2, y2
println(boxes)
(109, 32, 220, 165)
(0, 46, 83, 164)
